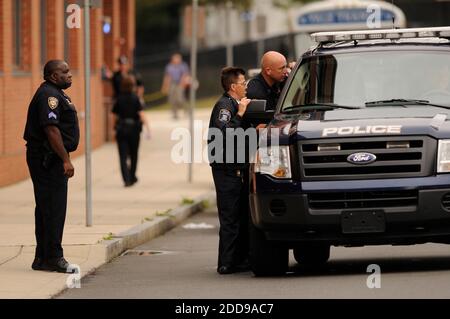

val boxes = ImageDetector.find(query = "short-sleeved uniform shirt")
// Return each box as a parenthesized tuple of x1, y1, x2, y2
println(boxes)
(23, 81, 80, 153)
(112, 92, 143, 121)
(246, 73, 284, 110)
(207, 93, 250, 170)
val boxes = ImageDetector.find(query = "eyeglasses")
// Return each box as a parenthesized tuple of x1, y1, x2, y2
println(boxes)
(234, 81, 247, 87)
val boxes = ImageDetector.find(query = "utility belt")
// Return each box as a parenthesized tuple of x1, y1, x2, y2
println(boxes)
(26, 141, 59, 170)
(118, 118, 138, 125)
(115, 118, 142, 135)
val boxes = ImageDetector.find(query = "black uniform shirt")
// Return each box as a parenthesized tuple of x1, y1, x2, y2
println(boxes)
(208, 93, 250, 169)
(246, 73, 284, 110)
(112, 92, 143, 120)
(24, 81, 80, 153)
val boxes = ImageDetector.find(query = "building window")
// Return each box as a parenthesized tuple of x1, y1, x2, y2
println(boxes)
(40, 0, 47, 66)
(12, 0, 21, 68)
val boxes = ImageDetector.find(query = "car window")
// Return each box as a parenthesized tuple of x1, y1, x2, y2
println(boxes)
(281, 51, 450, 111)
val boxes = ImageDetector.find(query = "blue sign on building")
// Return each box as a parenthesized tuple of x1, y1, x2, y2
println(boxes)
(298, 9, 394, 25)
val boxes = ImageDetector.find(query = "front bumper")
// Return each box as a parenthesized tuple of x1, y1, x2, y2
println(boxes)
(250, 174, 450, 245)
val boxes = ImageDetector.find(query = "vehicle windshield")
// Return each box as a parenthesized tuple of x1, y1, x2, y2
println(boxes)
(281, 51, 450, 112)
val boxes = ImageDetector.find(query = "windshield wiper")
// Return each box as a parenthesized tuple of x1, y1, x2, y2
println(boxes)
(365, 99, 450, 110)
(282, 103, 360, 113)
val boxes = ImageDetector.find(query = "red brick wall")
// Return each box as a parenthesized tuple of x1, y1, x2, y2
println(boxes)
(0, 0, 4, 71)
(0, 0, 136, 187)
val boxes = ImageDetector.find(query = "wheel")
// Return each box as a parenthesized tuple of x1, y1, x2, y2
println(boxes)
(293, 244, 330, 266)
(249, 221, 288, 276)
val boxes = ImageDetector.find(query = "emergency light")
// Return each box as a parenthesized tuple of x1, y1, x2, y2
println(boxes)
(312, 27, 450, 44)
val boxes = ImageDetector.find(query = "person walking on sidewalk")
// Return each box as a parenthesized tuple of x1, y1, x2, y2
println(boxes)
(112, 76, 150, 187)
(208, 67, 252, 275)
(23, 60, 79, 273)
(161, 53, 191, 120)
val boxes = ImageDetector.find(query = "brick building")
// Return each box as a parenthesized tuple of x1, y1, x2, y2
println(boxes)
(0, 0, 136, 187)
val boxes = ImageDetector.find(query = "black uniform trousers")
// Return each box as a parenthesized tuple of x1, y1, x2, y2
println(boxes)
(116, 124, 141, 184)
(26, 150, 68, 260)
(212, 167, 249, 269)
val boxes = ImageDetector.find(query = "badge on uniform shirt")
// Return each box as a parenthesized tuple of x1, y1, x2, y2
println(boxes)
(48, 97, 59, 110)
(48, 112, 57, 120)
(218, 109, 232, 123)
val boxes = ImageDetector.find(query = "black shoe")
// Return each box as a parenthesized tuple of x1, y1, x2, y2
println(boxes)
(217, 265, 235, 275)
(43, 257, 75, 273)
(132, 176, 138, 184)
(234, 261, 251, 272)
(31, 257, 45, 271)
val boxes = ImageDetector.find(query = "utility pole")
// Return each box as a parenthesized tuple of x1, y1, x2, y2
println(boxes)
(188, 0, 198, 183)
(84, 0, 92, 226)
(225, 1, 233, 66)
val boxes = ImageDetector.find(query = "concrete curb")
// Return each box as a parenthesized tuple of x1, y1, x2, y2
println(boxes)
(103, 191, 216, 261)
(52, 191, 216, 298)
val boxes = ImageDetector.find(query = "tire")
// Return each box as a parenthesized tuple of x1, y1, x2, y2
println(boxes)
(293, 244, 330, 266)
(249, 222, 288, 276)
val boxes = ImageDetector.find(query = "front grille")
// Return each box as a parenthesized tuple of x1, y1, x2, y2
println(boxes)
(308, 190, 418, 210)
(299, 136, 436, 181)
(442, 193, 450, 211)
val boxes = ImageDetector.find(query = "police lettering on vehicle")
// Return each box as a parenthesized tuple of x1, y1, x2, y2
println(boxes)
(322, 125, 402, 137)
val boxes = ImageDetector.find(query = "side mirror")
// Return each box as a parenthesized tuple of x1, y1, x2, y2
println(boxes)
(244, 99, 275, 125)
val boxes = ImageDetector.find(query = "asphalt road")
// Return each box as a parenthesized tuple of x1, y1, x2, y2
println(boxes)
(59, 207, 450, 299)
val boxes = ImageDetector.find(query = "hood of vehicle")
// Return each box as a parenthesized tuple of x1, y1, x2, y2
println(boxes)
(270, 106, 450, 142)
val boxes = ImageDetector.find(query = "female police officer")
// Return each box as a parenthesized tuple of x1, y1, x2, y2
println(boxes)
(208, 67, 252, 274)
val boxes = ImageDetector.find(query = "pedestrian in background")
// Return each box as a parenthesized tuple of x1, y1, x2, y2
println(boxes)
(208, 67, 252, 275)
(112, 76, 150, 187)
(24, 60, 79, 273)
(161, 53, 191, 120)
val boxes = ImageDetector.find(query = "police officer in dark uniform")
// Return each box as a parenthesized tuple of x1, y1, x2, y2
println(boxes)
(247, 51, 293, 111)
(208, 67, 252, 275)
(24, 60, 79, 273)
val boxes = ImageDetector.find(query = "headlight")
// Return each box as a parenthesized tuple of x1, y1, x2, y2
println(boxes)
(437, 140, 450, 173)
(255, 146, 292, 179)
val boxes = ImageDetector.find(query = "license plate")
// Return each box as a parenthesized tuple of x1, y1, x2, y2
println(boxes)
(341, 210, 386, 234)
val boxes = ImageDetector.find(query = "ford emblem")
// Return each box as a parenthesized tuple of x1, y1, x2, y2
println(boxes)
(347, 152, 377, 165)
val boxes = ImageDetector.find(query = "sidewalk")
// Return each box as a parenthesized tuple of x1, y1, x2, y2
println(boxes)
(0, 108, 215, 299)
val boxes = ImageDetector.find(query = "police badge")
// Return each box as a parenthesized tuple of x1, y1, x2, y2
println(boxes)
(48, 97, 59, 110)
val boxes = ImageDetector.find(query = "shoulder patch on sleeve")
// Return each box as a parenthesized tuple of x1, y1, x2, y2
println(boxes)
(48, 97, 59, 110)
(48, 112, 57, 120)
(218, 109, 232, 123)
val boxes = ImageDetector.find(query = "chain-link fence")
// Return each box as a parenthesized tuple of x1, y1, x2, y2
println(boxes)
(135, 34, 293, 108)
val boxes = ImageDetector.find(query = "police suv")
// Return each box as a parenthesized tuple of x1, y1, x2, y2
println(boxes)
(247, 27, 450, 276)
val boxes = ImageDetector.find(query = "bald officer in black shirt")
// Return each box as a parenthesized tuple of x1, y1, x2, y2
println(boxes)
(247, 51, 294, 111)
(24, 60, 79, 273)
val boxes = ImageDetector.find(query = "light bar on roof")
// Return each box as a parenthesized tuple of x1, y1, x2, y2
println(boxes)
(311, 26, 450, 44)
